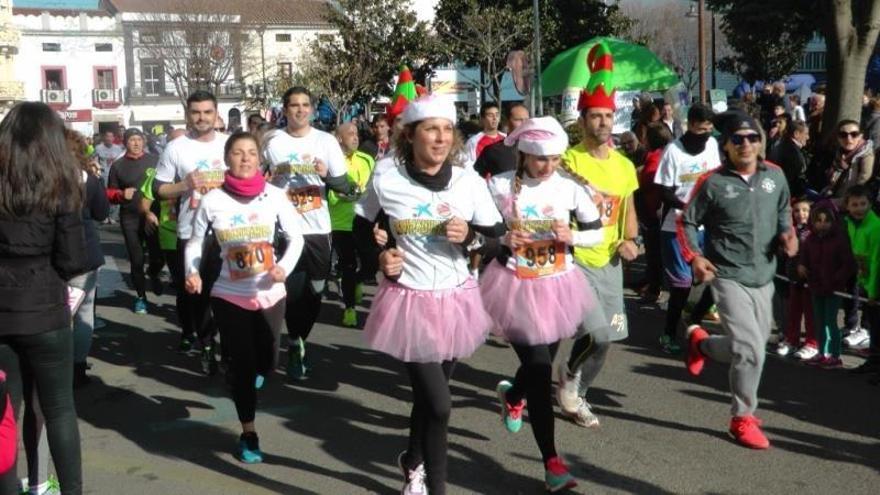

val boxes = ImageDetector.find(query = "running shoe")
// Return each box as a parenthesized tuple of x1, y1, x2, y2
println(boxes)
(150, 275, 164, 296)
(544, 456, 577, 492)
(820, 356, 844, 369)
(686, 325, 709, 376)
(201, 346, 218, 376)
(397, 451, 427, 495)
(495, 380, 524, 433)
(775, 342, 792, 357)
(805, 354, 829, 366)
(133, 297, 147, 315)
(843, 327, 869, 347)
(287, 338, 309, 380)
(178, 335, 196, 353)
(555, 361, 581, 414)
(342, 307, 358, 327)
(255, 374, 265, 390)
(561, 397, 600, 428)
(659, 335, 682, 354)
(354, 282, 364, 305)
(793, 345, 818, 361)
(236, 432, 263, 464)
(728, 415, 770, 449)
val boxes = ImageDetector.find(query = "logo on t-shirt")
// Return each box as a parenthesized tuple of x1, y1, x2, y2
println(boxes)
(760, 177, 776, 193)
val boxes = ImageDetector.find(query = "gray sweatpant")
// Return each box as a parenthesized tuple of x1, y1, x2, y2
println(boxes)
(702, 278, 774, 417)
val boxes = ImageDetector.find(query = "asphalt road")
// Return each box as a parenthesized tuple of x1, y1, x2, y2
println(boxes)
(35, 226, 880, 494)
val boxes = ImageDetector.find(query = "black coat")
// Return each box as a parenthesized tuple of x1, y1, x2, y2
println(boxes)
(0, 210, 88, 335)
(82, 173, 110, 271)
(769, 138, 808, 198)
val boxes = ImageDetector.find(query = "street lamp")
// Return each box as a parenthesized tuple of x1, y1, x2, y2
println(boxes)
(686, 1, 707, 103)
(686, 1, 717, 99)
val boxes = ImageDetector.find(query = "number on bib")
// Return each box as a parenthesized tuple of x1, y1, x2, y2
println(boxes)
(515, 239, 566, 279)
(593, 193, 622, 227)
(226, 242, 275, 280)
(287, 185, 322, 213)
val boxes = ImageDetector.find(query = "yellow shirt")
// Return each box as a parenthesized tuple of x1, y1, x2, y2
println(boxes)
(563, 143, 638, 268)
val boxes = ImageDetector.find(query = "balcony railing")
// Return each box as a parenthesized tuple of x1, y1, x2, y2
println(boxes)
(92, 88, 124, 108)
(126, 82, 245, 100)
(40, 89, 72, 107)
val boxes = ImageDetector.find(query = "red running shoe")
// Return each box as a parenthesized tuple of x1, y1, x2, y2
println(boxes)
(686, 325, 709, 376)
(729, 415, 770, 449)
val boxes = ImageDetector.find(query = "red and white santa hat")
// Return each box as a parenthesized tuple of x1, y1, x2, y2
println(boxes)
(503, 116, 569, 156)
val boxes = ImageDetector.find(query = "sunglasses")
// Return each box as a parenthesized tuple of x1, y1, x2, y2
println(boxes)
(730, 133, 761, 145)
(838, 130, 861, 139)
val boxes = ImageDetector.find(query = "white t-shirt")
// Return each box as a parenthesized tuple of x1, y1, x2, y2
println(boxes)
(654, 136, 721, 232)
(464, 131, 506, 169)
(356, 165, 502, 290)
(186, 184, 304, 300)
(154, 133, 229, 239)
(94, 143, 124, 179)
(264, 128, 348, 235)
(487, 171, 603, 277)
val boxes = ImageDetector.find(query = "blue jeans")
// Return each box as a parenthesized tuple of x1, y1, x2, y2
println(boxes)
(69, 270, 98, 364)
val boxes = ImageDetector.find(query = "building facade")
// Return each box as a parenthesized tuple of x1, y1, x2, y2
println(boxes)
(0, 0, 24, 118)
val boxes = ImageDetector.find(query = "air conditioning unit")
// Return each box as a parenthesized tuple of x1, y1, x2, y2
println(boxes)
(94, 89, 115, 102)
(44, 89, 66, 102)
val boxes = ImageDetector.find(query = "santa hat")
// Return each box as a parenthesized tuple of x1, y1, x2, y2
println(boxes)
(387, 65, 417, 125)
(577, 41, 616, 112)
(504, 117, 569, 156)
(400, 94, 457, 126)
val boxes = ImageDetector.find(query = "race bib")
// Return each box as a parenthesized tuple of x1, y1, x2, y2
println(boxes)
(190, 170, 226, 208)
(515, 239, 566, 279)
(226, 242, 275, 280)
(287, 185, 322, 213)
(594, 192, 622, 227)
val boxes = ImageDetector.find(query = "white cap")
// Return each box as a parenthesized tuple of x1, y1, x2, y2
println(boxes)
(400, 94, 458, 126)
(503, 116, 569, 156)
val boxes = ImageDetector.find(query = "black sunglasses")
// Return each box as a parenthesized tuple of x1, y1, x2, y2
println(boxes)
(730, 133, 761, 145)
(838, 130, 861, 139)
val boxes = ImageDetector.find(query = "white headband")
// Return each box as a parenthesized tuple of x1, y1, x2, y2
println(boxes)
(400, 94, 457, 126)
(504, 116, 569, 156)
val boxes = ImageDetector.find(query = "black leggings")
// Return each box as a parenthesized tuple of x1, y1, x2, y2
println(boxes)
(506, 342, 560, 462)
(176, 239, 215, 346)
(567, 334, 611, 396)
(664, 286, 715, 338)
(402, 361, 456, 495)
(211, 298, 285, 423)
(332, 231, 366, 308)
(164, 248, 192, 339)
(285, 270, 323, 343)
(0, 328, 81, 495)
(120, 212, 162, 298)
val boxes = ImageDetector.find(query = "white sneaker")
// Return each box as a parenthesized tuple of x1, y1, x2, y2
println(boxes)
(775, 342, 792, 357)
(843, 327, 870, 347)
(556, 361, 581, 413)
(793, 345, 819, 361)
(562, 397, 600, 428)
(398, 451, 427, 495)
(851, 336, 871, 350)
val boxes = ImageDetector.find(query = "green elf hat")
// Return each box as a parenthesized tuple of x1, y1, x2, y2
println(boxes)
(577, 41, 616, 111)
(387, 65, 417, 125)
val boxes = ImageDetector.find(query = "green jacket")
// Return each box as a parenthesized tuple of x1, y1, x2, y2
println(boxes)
(328, 150, 374, 232)
(845, 210, 880, 299)
(140, 168, 178, 250)
(679, 161, 791, 287)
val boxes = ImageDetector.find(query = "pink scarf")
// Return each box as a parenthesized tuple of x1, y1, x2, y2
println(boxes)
(223, 171, 265, 198)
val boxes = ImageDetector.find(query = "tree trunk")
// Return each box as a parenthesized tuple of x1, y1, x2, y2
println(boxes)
(820, 0, 880, 147)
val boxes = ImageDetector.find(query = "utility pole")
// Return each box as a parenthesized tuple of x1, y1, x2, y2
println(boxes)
(533, 0, 543, 116)
(698, 0, 706, 103)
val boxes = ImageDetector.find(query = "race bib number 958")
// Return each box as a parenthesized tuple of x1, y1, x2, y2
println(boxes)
(515, 239, 566, 279)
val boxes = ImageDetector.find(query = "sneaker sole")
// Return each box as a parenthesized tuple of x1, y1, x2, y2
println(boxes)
(546, 478, 578, 492)
(560, 409, 600, 429)
(727, 431, 770, 450)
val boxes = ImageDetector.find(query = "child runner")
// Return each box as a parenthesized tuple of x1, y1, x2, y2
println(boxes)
(778, 198, 819, 360)
(797, 205, 856, 368)
(354, 95, 503, 495)
(482, 116, 602, 492)
(185, 132, 304, 463)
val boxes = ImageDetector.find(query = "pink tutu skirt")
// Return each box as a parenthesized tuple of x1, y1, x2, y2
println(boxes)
(364, 277, 494, 363)
(480, 262, 596, 346)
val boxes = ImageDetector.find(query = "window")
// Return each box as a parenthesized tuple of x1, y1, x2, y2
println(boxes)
(141, 61, 164, 95)
(42, 42, 60, 52)
(187, 30, 209, 45)
(278, 62, 292, 78)
(139, 31, 160, 44)
(275, 33, 291, 42)
(44, 69, 64, 90)
(96, 69, 115, 90)
(799, 51, 826, 72)
(95, 43, 112, 52)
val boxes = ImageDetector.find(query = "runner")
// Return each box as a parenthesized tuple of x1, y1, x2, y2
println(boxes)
(482, 116, 602, 492)
(354, 94, 503, 495)
(654, 103, 720, 353)
(154, 90, 228, 368)
(680, 110, 797, 449)
(473, 103, 530, 179)
(555, 41, 641, 428)
(185, 132, 304, 463)
(464, 102, 505, 169)
(107, 128, 163, 314)
(329, 123, 375, 327)
(263, 86, 354, 380)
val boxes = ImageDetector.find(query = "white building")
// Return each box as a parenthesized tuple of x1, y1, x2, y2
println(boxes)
(12, 0, 126, 136)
